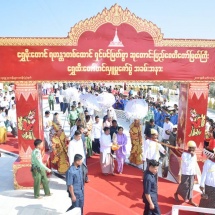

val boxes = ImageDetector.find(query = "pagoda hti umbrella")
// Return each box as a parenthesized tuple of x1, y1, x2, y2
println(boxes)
(124, 99, 148, 120)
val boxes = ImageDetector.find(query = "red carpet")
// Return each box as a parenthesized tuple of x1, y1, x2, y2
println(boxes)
(85, 156, 201, 215)
(1, 136, 201, 215)
(0, 133, 19, 154)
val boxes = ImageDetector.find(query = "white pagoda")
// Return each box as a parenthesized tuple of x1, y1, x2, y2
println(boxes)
(109, 28, 124, 47)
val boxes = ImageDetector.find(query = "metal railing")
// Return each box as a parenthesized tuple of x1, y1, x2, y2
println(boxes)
(172, 205, 215, 215)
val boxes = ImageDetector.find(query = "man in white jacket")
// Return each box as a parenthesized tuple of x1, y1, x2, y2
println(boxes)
(142, 129, 166, 181)
(174, 140, 198, 207)
(68, 130, 85, 166)
(199, 139, 215, 210)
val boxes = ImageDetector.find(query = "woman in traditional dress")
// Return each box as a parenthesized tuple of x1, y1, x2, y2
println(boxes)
(85, 115, 93, 157)
(100, 127, 115, 175)
(199, 139, 215, 212)
(0, 107, 7, 144)
(116, 127, 127, 174)
(50, 120, 69, 174)
(129, 119, 143, 165)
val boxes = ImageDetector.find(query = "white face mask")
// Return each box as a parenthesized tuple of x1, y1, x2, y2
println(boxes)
(173, 131, 177, 134)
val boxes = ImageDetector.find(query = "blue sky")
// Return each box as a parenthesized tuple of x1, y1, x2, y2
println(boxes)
(0, 0, 214, 39)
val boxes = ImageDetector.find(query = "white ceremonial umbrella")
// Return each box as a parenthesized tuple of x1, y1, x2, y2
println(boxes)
(124, 99, 148, 120)
(62, 87, 80, 102)
(97, 92, 116, 108)
(80, 93, 100, 111)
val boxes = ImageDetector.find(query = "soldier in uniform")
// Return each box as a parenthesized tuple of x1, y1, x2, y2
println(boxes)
(31, 139, 52, 199)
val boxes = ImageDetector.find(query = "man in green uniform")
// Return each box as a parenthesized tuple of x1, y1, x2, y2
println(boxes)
(31, 139, 52, 199)
(76, 102, 84, 117)
(68, 105, 78, 128)
(48, 93, 55, 111)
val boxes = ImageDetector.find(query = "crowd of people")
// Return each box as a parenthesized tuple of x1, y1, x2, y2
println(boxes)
(38, 83, 215, 214)
(40, 84, 131, 214)
(0, 82, 214, 215)
(0, 84, 17, 145)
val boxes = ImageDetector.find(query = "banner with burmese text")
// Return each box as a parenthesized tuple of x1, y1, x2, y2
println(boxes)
(0, 5, 215, 82)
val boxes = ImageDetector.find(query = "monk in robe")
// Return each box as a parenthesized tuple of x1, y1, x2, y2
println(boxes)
(129, 119, 143, 165)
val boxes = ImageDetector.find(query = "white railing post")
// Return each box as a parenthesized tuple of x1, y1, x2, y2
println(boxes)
(172, 206, 179, 215)
(172, 205, 215, 214)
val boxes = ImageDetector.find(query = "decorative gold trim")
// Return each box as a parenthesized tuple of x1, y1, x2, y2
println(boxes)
(160, 39, 215, 47)
(0, 4, 215, 47)
(68, 4, 163, 46)
(15, 83, 38, 101)
(13, 163, 33, 189)
(0, 37, 69, 46)
(189, 82, 209, 99)
(0, 80, 213, 84)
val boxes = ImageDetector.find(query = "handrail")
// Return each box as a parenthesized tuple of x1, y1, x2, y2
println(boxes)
(172, 205, 215, 215)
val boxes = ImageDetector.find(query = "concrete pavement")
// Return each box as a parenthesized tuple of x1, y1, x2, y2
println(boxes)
(0, 153, 71, 215)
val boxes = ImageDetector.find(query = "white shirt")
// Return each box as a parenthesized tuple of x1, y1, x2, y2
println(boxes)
(103, 120, 111, 128)
(200, 159, 215, 188)
(142, 139, 165, 161)
(0, 96, 3, 103)
(59, 95, 64, 103)
(100, 133, 112, 163)
(92, 122, 103, 139)
(0, 112, 6, 127)
(159, 85, 164, 91)
(88, 108, 94, 116)
(70, 125, 77, 138)
(162, 121, 173, 140)
(55, 90, 60, 97)
(205, 122, 211, 132)
(181, 152, 197, 175)
(68, 139, 85, 165)
(119, 87, 124, 94)
(8, 108, 17, 123)
(5, 94, 11, 101)
(176, 88, 179, 94)
(1, 100, 9, 108)
(8, 86, 12, 91)
(43, 115, 52, 131)
(9, 100, 15, 109)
